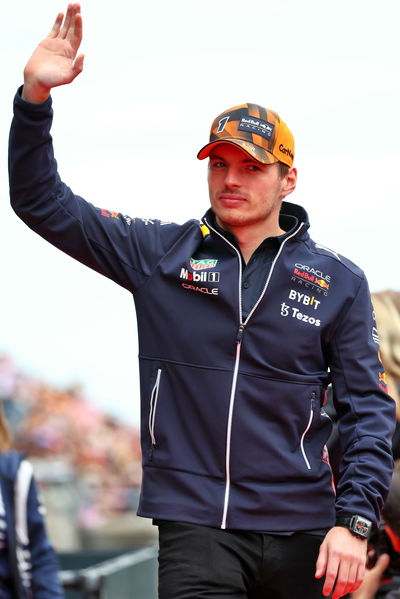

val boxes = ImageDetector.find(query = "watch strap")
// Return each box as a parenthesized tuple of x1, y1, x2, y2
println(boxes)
(335, 515, 372, 539)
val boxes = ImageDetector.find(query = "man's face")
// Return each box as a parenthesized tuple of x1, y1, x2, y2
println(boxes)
(207, 143, 296, 234)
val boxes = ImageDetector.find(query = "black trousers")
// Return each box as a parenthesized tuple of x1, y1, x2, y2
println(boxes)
(157, 521, 326, 599)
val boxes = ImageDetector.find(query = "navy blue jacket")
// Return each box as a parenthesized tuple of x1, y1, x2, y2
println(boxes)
(0, 452, 63, 598)
(8, 89, 395, 533)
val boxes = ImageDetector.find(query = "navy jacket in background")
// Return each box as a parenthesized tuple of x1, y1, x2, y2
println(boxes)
(8, 89, 396, 534)
(0, 451, 64, 598)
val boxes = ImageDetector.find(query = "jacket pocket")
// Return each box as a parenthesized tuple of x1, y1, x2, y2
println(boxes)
(149, 368, 162, 446)
(300, 391, 317, 470)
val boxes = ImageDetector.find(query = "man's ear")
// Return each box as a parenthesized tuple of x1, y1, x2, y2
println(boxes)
(281, 167, 297, 198)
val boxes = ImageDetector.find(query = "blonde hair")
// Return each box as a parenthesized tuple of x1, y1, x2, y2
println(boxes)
(0, 402, 12, 451)
(372, 290, 400, 417)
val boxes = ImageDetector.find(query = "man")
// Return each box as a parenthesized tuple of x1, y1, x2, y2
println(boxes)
(8, 5, 395, 599)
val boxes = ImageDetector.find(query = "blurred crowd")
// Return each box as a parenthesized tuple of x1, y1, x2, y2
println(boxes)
(0, 353, 142, 536)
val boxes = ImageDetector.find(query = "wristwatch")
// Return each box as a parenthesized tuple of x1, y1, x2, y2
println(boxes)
(335, 515, 372, 539)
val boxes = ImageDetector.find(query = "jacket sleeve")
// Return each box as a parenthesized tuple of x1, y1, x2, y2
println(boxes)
(8, 88, 187, 293)
(326, 273, 396, 526)
(24, 467, 65, 598)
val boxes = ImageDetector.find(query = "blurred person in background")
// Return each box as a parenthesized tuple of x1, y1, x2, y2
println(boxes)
(326, 290, 400, 485)
(0, 402, 64, 598)
(372, 291, 400, 458)
(351, 465, 400, 599)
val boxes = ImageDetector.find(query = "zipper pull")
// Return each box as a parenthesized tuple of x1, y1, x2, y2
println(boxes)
(237, 323, 245, 343)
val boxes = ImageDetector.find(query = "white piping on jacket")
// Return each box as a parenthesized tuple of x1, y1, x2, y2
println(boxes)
(221, 340, 243, 529)
(15, 460, 33, 546)
(203, 218, 305, 528)
(149, 368, 162, 445)
(15, 460, 34, 588)
(300, 405, 314, 470)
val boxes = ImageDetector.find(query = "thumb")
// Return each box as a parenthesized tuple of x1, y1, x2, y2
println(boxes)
(315, 541, 328, 578)
(374, 553, 390, 576)
(72, 54, 85, 80)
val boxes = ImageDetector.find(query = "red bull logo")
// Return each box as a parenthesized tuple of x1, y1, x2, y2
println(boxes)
(314, 278, 330, 290)
(293, 268, 314, 282)
(378, 371, 388, 393)
(379, 372, 387, 384)
(99, 208, 120, 219)
(293, 268, 330, 291)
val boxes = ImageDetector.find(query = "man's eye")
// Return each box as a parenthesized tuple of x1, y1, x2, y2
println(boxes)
(247, 164, 260, 171)
(212, 161, 225, 168)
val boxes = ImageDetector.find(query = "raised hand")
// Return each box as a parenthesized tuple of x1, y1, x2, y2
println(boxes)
(22, 3, 84, 104)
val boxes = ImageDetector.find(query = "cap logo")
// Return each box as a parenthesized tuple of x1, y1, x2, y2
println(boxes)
(238, 117, 274, 140)
(241, 142, 256, 153)
(217, 116, 230, 133)
(279, 143, 294, 161)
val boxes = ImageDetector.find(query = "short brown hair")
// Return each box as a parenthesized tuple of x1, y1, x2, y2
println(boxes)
(278, 162, 290, 179)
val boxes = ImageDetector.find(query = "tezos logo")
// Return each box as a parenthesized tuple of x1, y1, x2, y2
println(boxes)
(280, 302, 321, 327)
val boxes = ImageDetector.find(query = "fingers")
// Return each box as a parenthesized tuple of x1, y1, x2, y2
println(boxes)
(48, 12, 64, 38)
(328, 557, 365, 599)
(72, 11, 83, 48)
(321, 551, 340, 597)
(330, 560, 349, 599)
(51, 4, 81, 42)
(60, 4, 73, 39)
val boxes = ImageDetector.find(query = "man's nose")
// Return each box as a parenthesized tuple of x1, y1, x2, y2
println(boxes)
(224, 167, 241, 189)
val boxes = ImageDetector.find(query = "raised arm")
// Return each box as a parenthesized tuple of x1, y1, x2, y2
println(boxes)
(22, 3, 84, 104)
(9, 3, 187, 293)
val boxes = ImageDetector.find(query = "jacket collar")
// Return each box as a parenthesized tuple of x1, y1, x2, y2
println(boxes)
(202, 200, 310, 243)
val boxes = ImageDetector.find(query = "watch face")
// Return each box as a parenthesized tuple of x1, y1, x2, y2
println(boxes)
(352, 516, 372, 538)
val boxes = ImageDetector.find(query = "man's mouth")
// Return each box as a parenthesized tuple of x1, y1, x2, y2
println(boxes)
(218, 193, 247, 207)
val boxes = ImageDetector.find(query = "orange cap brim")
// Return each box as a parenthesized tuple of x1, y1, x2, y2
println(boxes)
(197, 139, 278, 165)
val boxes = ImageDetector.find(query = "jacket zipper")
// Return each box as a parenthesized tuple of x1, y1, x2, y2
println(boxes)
(203, 218, 305, 528)
(221, 326, 244, 529)
(149, 368, 162, 447)
(300, 392, 317, 470)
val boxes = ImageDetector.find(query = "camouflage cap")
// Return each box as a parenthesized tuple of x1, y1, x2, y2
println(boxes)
(197, 103, 294, 167)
